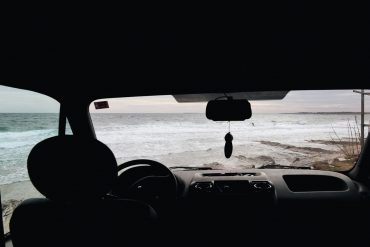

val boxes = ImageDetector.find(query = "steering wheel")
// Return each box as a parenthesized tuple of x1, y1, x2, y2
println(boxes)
(111, 159, 178, 208)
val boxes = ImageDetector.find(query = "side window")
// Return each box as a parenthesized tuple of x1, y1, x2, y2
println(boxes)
(0, 85, 70, 234)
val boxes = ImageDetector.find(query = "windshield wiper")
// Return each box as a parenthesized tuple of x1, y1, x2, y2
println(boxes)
(169, 166, 214, 170)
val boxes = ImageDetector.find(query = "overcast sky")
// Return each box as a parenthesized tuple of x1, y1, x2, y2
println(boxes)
(0, 85, 369, 113)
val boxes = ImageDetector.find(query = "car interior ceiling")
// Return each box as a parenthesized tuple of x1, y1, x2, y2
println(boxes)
(1, 5, 370, 247)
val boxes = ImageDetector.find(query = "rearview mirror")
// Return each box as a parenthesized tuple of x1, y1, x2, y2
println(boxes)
(206, 97, 252, 121)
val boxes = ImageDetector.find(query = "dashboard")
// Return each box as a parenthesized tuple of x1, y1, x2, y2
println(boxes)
(113, 161, 370, 246)
(110, 161, 370, 246)
(173, 169, 362, 203)
(166, 169, 370, 246)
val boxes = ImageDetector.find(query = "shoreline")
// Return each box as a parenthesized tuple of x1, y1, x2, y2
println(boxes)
(114, 139, 354, 171)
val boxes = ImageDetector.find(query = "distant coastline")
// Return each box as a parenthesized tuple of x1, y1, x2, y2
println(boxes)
(1, 112, 369, 115)
(281, 112, 370, 114)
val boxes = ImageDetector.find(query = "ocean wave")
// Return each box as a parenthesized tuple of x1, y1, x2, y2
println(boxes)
(0, 126, 9, 132)
(0, 128, 56, 138)
(0, 129, 57, 149)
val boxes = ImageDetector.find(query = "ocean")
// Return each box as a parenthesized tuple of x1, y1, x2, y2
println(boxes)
(0, 113, 368, 185)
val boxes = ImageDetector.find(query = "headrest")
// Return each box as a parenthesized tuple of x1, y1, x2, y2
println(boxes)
(27, 136, 117, 201)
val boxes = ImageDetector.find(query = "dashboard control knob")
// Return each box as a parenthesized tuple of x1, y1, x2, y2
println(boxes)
(222, 185, 232, 192)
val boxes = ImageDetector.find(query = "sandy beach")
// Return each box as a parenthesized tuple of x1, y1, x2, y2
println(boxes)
(117, 139, 355, 171)
(1, 181, 41, 233)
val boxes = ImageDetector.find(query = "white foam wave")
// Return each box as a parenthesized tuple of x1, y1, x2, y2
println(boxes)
(0, 129, 57, 148)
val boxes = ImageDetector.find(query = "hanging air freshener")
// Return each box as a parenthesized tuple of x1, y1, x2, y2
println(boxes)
(224, 132, 233, 158)
(224, 121, 233, 158)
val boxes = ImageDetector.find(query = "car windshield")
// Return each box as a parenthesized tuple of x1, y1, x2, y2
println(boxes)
(89, 90, 370, 172)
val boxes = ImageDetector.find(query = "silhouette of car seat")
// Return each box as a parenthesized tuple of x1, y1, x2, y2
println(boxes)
(10, 135, 157, 247)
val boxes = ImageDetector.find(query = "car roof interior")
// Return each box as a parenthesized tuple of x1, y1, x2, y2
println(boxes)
(1, 3, 369, 101)
(1, 3, 370, 247)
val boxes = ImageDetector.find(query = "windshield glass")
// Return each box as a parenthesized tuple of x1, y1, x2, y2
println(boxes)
(89, 90, 370, 171)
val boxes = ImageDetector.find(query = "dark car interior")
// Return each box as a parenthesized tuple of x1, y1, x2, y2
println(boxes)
(1, 3, 370, 247)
